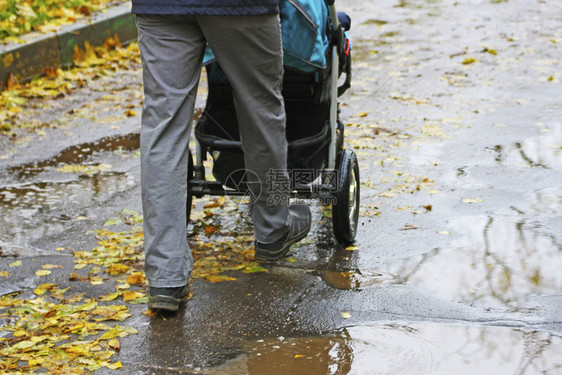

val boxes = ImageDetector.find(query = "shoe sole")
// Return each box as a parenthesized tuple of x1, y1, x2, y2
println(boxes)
(255, 229, 309, 261)
(149, 286, 189, 312)
(149, 296, 181, 312)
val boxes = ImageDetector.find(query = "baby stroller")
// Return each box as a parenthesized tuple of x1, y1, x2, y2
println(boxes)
(188, 0, 358, 245)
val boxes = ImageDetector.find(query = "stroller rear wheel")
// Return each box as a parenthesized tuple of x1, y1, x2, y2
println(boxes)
(332, 149, 360, 245)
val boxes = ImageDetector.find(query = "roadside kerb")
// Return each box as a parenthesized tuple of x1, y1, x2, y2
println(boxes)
(0, 1, 137, 90)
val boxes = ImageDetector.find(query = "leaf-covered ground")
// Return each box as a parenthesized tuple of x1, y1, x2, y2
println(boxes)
(0, 197, 271, 373)
(0, 0, 127, 41)
(1, 34, 139, 141)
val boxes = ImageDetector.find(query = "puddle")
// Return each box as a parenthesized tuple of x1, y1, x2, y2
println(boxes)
(0, 181, 76, 208)
(0, 241, 58, 258)
(8, 133, 139, 178)
(522, 188, 562, 215)
(0, 132, 141, 250)
(394, 0, 424, 9)
(379, 31, 401, 38)
(320, 270, 398, 290)
(0, 173, 135, 249)
(207, 323, 562, 375)
(323, 186, 561, 311)
(362, 19, 388, 26)
(382, 215, 562, 310)
(487, 125, 561, 169)
(348, 38, 389, 61)
(0, 173, 134, 209)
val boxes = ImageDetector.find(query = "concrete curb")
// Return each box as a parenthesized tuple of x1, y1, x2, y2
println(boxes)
(0, 2, 137, 90)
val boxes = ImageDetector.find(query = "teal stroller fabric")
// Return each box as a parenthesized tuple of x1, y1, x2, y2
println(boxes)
(203, 0, 329, 72)
(278, 0, 328, 71)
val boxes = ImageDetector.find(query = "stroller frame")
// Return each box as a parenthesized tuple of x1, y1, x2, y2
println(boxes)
(188, 0, 359, 245)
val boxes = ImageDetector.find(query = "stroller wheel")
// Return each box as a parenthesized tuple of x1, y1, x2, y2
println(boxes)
(186, 150, 194, 227)
(332, 149, 360, 245)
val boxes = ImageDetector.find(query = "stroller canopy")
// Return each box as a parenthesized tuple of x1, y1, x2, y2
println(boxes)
(203, 0, 329, 72)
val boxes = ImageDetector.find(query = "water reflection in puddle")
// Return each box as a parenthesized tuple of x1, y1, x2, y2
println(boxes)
(375, 215, 561, 311)
(487, 125, 561, 169)
(0, 173, 135, 250)
(0, 173, 133, 208)
(8, 133, 139, 178)
(208, 323, 561, 375)
(0, 132, 141, 251)
(320, 270, 399, 290)
(523, 188, 561, 216)
(324, 208, 562, 312)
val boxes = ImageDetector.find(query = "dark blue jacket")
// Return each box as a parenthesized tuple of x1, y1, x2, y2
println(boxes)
(131, 0, 279, 16)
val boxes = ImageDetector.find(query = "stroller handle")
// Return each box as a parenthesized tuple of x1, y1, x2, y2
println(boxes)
(324, 0, 340, 30)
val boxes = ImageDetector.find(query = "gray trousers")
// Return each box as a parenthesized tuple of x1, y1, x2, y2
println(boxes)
(136, 14, 290, 288)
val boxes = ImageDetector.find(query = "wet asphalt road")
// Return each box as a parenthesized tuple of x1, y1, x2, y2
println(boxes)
(0, 0, 561, 373)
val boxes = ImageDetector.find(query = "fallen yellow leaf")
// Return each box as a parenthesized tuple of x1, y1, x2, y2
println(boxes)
(395, 206, 412, 211)
(116, 283, 131, 290)
(89, 276, 104, 285)
(462, 198, 484, 203)
(106, 263, 129, 275)
(100, 291, 121, 301)
(242, 263, 268, 274)
(34, 283, 56, 296)
(103, 218, 122, 226)
(42, 264, 63, 269)
(143, 309, 160, 317)
(106, 362, 123, 369)
(205, 275, 237, 283)
(400, 224, 420, 231)
(123, 291, 145, 301)
(204, 224, 216, 235)
(35, 270, 51, 276)
(108, 338, 120, 351)
(13, 330, 27, 337)
(99, 329, 121, 340)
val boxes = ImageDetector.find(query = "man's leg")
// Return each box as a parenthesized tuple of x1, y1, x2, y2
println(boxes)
(136, 15, 205, 292)
(199, 14, 291, 244)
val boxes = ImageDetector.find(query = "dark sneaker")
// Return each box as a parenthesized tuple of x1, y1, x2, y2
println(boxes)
(255, 204, 311, 261)
(149, 285, 190, 312)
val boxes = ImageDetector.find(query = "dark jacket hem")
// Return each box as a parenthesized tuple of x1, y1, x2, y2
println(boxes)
(131, 5, 279, 16)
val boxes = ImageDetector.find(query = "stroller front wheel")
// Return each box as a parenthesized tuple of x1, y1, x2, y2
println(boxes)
(332, 149, 360, 245)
